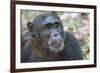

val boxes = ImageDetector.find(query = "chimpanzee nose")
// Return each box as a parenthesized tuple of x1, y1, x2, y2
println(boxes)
(51, 29, 60, 38)
(53, 33, 58, 37)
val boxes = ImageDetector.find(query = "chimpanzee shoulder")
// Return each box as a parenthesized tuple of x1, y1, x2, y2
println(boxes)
(21, 32, 33, 62)
(58, 31, 83, 60)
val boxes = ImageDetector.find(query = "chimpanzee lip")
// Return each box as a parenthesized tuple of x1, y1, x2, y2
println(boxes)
(50, 41, 62, 47)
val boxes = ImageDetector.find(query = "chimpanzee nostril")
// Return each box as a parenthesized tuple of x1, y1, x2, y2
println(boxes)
(53, 34, 58, 37)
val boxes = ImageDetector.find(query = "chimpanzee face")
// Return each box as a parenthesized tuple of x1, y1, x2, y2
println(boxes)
(27, 13, 64, 53)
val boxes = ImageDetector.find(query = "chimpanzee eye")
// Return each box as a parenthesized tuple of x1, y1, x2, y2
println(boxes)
(45, 23, 51, 29)
(54, 22, 60, 28)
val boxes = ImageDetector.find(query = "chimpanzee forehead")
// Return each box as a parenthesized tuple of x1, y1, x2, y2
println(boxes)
(45, 15, 59, 21)
(33, 13, 60, 22)
(31, 13, 62, 29)
(43, 17, 61, 25)
(43, 14, 61, 24)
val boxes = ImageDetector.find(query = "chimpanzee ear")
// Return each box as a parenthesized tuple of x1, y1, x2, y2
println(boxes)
(27, 22, 36, 37)
(27, 22, 32, 32)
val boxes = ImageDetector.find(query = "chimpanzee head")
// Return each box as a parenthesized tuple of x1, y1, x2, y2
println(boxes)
(27, 13, 64, 53)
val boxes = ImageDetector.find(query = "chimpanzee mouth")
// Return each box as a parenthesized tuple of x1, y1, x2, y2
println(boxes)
(50, 41, 62, 48)
(48, 40, 64, 52)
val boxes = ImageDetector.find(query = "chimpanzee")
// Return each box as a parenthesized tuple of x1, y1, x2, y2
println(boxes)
(21, 13, 83, 63)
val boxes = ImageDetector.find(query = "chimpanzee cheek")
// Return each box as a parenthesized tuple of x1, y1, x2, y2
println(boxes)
(41, 30, 50, 38)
